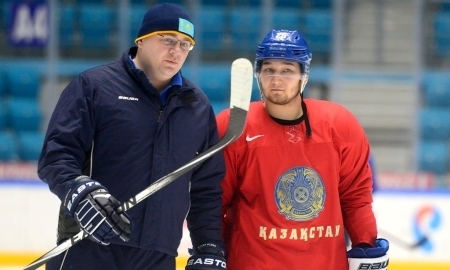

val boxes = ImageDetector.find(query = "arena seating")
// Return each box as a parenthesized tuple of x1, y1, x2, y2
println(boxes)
(196, 6, 227, 53)
(59, 4, 76, 49)
(129, 4, 148, 44)
(418, 141, 449, 175)
(1, 0, 449, 179)
(434, 11, 450, 57)
(79, 4, 115, 49)
(0, 65, 44, 161)
(0, 131, 17, 161)
(271, 8, 304, 32)
(17, 132, 45, 161)
(422, 74, 450, 107)
(303, 9, 333, 55)
(418, 72, 450, 175)
(229, 8, 263, 54)
(419, 108, 450, 141)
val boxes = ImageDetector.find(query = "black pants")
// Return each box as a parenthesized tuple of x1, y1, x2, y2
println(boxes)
(46, 240, 176, 270)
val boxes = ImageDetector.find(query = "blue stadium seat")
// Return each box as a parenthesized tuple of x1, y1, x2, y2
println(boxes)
(197, 64, 230, 114)
(422, 76, 450, 107)
(434, 12, 450, 56)
(59, 4, 76, 48)
(418, 141, 449, 175)
(236, 0, 263, 6)
(196, 6, 226, 52)
(275, 0, 302, 8)
(0, 69, 5, 96)
(5, 67, 40, 98)
(309, 0, 332, 9)
(129, 0, 149, 4)
(439, 2, 450, 11)
(79, 4, 114, 49)
(419, 108, 450, 141)
(0, 103, 6, 130)
(304, 10, 333, 54)
(76, 0, 106, 2)
(1, 2, 13, 30)
(154, 0, 184, 5)
(7, 98, 41, 132)
(17, 131, 44, 161)
(272, 8, 303, 31)
(200, 0, 228, 6)
(0, 131, 17, 161)
(230, 8, 263, 53)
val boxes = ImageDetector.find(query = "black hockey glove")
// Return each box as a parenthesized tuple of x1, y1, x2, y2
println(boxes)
(186, 243, 226, 270)
(64, 176, 132, 245)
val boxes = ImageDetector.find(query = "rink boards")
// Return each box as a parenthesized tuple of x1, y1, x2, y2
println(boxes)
(1, 181, 449, 270)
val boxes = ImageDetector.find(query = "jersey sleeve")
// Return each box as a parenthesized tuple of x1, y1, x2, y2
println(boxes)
(336, 109, 377, 247)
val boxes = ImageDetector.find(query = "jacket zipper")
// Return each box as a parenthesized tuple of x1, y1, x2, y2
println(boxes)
(158, 110, 163, 122)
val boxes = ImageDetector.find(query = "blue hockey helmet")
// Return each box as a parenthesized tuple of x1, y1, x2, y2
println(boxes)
(255, 29, 312, 93)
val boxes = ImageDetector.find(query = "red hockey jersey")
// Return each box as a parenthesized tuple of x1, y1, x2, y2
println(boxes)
(216, 100, 377, 270)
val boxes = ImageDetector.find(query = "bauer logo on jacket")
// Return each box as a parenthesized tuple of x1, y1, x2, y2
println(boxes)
(274, 167, 325, 221)
(118, 96, 139, 101)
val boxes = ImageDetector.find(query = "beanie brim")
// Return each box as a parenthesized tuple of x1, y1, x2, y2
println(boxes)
(135, 31, 195, 45)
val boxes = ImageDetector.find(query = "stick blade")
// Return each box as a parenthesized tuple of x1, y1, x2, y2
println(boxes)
(230, 58, 253, 111)
(23, 238, 73, 270)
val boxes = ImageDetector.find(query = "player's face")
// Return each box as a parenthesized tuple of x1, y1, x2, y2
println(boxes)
(136, 32, 191, 83)
(259, 60, 302, 105)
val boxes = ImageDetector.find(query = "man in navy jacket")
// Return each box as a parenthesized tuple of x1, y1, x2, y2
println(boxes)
(38, 3, 226, 269)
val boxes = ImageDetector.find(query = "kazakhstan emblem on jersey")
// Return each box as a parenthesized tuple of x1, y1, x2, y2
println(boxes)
(274, 167, 325, 221)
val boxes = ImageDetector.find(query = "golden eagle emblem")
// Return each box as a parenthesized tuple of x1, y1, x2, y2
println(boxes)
(275, 167, 325, 221)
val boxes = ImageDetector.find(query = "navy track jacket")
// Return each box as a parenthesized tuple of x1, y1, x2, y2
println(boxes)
(38, 48, 226, 256)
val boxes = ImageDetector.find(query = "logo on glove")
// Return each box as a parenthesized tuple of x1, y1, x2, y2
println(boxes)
(187, 258, 226, 268)
(357, 259, 389, 270)
(66, 181, 101, 211)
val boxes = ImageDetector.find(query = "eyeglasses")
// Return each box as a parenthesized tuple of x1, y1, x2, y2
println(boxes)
(158, 34, 194, 51)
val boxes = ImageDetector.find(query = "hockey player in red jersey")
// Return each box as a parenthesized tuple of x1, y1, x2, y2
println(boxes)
(216, 29, 389, 270)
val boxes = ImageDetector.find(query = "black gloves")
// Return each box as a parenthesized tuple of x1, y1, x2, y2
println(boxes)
(186, 243, 226, 270)
(64, 176, 132, 245)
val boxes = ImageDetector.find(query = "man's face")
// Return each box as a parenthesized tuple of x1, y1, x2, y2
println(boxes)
(259, 60, 302, 105)
(136, 32, 192, 82)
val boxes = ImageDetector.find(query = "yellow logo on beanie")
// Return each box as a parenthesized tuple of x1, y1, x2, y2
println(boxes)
(179, 18, 194, 38)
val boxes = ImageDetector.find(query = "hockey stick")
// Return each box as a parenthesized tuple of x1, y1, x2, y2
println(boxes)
(23, 58, 253, 270)
(378, 227, 428, 250)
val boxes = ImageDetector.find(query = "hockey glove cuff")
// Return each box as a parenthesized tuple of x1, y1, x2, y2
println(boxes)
(186, 243, 226, 270)
(63, 176, 105, 217)
(348, 238, 389, 270)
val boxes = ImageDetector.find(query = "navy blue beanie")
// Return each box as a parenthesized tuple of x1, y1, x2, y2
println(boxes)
(135, 3, 195, 44)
